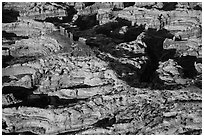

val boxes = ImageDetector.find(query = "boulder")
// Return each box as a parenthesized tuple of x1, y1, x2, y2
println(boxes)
(156, 59, 187, 85)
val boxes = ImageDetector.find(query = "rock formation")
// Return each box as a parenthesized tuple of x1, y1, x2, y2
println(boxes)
(2, 2, 202, 135)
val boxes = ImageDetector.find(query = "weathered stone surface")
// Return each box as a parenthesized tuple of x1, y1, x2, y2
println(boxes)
(2, 66, 37, 77)
(2, 2, 202, 135)
(10, 36, 62, 57)
(3, 2, 67, 20)
(3, 87, 202, 134)
(3, 75, 33, 89)
(2, 19, 57, 37)
(156, 59, 187, 86)
(163, 38, 202, 58)
(32, 54, 119, 97)
(116, 4, 201, 38)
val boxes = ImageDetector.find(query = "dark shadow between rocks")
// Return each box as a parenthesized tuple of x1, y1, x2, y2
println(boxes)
(2, 9, 20, 23)
(2, 55, 14, 68)
(85, 28, 175, 88)
(2, 55, 40, 68)
(63, 16, 178, 89)
(178, 129, 202, 135)
(74, 13, 99, 30)
(24, 95, 87, 108)
(193, 5, 202, 10)
(112, 6, 123, 11)
(106, 56, 143, 87)
(160, 49, 176, 61)
(2, 86, 36, 96)
(161, 2, 177, 11)
(3, 86, 88, 108)
(123, 2, 135, 8)
(2, 131, 38, 135)
(140, 29, 174, 83)
(177, 55, 198, 78)
(84, 2, 95, 7)
(2, 31, 29, 40)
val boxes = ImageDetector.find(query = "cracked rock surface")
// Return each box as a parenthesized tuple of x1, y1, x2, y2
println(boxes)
(2, 2, 202, 135)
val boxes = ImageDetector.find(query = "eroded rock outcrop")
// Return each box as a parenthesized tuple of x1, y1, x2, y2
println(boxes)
(2, 2, 202, 135)
(163, 38, 202, 58)
(3, 87, 202, 134)
(3, 2, 68, 20)
(2, 19, 57, 37)
(10, 36, 62, 57)
(155, 59, 187, 86)
(117, 4, 201, 38)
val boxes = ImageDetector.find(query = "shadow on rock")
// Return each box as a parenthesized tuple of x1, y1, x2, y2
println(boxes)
(2, 31, 29, 40)
(160, 49, 176, 61)
(2, 86, 37, 99)
(123, 2, 135, 8)
(2, 9, 19, 23)
(107, 57, 142, 87)
(161, 2, 177, 11)
(74, 13, 99, 30)
(140, 29, 174, 83)
(177, 55, 198, 78)
(87, 28, 176, 88)
(2, 55, 39, 68)
(3, 86, 88, 108)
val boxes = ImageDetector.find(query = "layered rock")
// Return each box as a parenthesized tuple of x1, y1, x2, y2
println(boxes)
(76, 2, 124, 15)
(2, 2, 202, 135)
(3, 2, 67, 20)
(116, 4, 201, 38)
(155, 59, 187, 86)
(2, 19, 57, 37)
(177, 2, 202, 10)
(10, 36, 62, 57)
(3, 87, 202, 134)
(162, 37, 201, 85)
(163, 38, 202, 58)
(2, 27, 124, 110)
(2, 19, 60, 68)
(32, 54, 121, 97)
